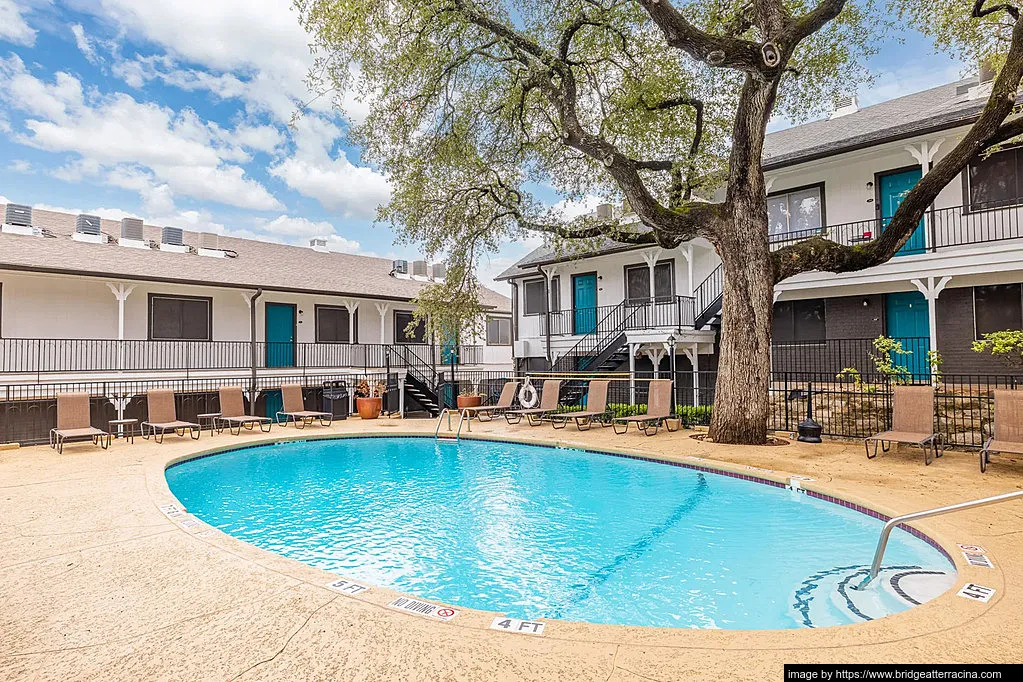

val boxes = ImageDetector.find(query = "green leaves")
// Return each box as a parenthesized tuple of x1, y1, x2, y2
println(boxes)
(972, 329, 1023, 368)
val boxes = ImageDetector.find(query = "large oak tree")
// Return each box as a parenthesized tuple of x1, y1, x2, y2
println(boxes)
(298, 0, 1023, 443)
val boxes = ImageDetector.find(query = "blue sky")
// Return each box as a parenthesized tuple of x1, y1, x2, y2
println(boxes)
(0, 1, 964, 293)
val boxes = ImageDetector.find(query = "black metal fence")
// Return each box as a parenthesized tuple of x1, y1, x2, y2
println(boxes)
(770, 337, 931, 376)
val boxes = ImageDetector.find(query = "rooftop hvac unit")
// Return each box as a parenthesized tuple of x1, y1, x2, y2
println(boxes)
(595, 203, 613, 219)
(309, 237, 329, 252)
(198, 231, 226, 257)
(430, 263, 446, 280)
(161, 226, 184, 246)
(72, 214, 105, 243)
(75, 214, 101, 235)
(392, 259, 408, 274)
(412, 260, 428, 277)
(120, 218, 144, 241)
(4, 203, 32, 226)
(2, 203, 38, 236)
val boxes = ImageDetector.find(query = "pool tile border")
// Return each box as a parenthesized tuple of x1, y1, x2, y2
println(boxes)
(163, 432, 955, 564)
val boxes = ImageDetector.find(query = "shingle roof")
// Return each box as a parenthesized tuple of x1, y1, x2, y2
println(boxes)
(0, 206, 511, 312)
(500, 77, 990, 278)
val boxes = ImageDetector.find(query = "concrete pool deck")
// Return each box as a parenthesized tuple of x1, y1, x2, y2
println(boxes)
(2, 417, 1021, 680)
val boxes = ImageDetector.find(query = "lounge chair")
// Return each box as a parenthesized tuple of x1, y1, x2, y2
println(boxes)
(276, 383, 333, 428)
(49, 392, 110, 454)
(216, 386, 272, 435)
(142, 389, 200, 443)
(551, 380, 611, 430)
(505, 380, 561, 426)
(611, 379, 681, 436)
(459, 381, 519, 422)
(980, 389, 1023, 473)
(865, 385, 942, 465)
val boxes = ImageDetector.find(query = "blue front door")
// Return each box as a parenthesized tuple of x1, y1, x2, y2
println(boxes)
(441, 336, 458, 364)
(265, 303, 295, 367)
(573, 273, 597, 335)
(879, 168, 925, 256)
(885, 292, 930, 378)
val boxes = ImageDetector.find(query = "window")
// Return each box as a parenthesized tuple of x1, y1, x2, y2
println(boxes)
(149, 294, 211, 340)
(549, 275, 561, 312)
(773, 299, 826, 344)
(486, 317, 512, 345)
(523, 279, 546, 315)
(394, 310, 427, 344)
(967, 148, 1023, 210)
(625, 261, 674, 302)
(767, 185, 824, 237)
(975, 284, 1023, 337)
(315, 305, 358, 343)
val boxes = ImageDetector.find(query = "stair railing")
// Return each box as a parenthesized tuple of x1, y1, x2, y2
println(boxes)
(552, 301, 645, 372)
(694, 264, 724, 326)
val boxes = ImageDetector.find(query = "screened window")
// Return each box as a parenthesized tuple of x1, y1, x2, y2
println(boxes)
(625, 261, 674, 302)
(486, 317, 512, 345)
(773, 299, 826, 344)
(549, 276, 561, 312)
(768, 185, 823, 237)
(394, 310, 427, 344)
(968, 148, 1023, 210)
(975, 284, 1023, 337)
(315, 306, 357, 343)
(149, 295, 211, 341)
(523, 279, 546, 315)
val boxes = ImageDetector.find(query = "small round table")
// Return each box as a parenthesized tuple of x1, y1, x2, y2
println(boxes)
(197, 412, 222, 436)
(109, 418, 139, 444)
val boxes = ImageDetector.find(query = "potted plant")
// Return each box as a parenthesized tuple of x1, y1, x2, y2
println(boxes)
(354, 378, 386, 419)
(457, 387, 484, 409)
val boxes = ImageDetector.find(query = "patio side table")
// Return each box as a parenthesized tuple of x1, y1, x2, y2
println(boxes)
(197, 412, 221, 436)
(109, 418, 139, 444)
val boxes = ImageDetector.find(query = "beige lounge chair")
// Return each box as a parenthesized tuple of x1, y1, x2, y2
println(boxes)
(49, 392, 110, 454)
(980, 389, 1023, 473)
(142, 389, 200, 443)
(276, 384, 333, 428)
(459, 381, 519, 422)
(865, 385, 942, 465)
(551, 380, 611, 431)
(505, 380, 561, 426)
(611, 379, 680, 436)
(216, 386, 272, 435)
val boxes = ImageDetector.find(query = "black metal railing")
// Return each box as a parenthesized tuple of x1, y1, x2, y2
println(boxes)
(526, 295, 696, 339)
(769, 201, 1023, 252)
(771, 337, 931, 376)
(0, 338, 487, 376)
(694, 264, 724, 326)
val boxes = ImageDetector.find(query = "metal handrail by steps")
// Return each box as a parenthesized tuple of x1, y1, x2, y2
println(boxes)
(856, 490, 1023, 588)
(433, 408, 468, 440)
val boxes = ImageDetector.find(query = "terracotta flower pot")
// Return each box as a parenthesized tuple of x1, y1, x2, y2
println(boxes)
(457, 395, 483, 409)
(356, 396, 382, 420)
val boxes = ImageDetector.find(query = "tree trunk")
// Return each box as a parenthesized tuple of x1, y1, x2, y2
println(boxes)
(708, 219, 774, 445)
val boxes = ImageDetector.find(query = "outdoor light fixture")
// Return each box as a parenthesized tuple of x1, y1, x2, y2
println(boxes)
(666, 333, 678, 413)
(862, 298, 871, 307)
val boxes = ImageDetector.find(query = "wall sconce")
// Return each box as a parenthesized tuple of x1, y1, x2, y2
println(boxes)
(866, 180, 874, 203)
(862, 298, 871, 307)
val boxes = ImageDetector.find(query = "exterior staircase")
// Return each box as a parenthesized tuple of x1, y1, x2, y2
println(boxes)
(694, 264, 723, 330)
(391, 345, 442, 416)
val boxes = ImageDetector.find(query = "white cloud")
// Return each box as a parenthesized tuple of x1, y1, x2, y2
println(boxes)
(71, 24, 99, 64)
(858, 61, 966, 108)
(0, 55, 283, 212)
(7, 158, 33, 173)
(258, 214, 337, 239)
(269, 116, 390, 218)
(34, 202, 137, 221)
(0, 0, 37, 47)
(551, 194, 604, 221)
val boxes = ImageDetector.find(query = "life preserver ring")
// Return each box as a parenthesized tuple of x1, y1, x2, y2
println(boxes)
(518, 382, 539, 408)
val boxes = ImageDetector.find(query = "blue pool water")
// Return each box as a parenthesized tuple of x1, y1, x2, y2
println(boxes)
(165, 437, 954, 629)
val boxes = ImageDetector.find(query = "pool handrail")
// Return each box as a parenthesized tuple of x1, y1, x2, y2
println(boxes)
(857, 489, 1023, 588)
(434, 408, 469, 440)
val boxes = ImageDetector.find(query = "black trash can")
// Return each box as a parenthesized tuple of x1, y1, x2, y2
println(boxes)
(322, 380, 350, 420)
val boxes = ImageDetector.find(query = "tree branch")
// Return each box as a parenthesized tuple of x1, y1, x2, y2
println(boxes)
(973, 0, 1020, 21)
(788, 0, 849, 41)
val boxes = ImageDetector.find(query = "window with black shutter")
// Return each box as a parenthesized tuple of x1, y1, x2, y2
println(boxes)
(149, 295, 211, 340)
(773, 299, 826, 344)
(486, 317, 512, 345)
(394, 310, 427, 344)
(316, 306, 357, 343)
(523, 279, 546, 315)
(974, 284, 1023, 337)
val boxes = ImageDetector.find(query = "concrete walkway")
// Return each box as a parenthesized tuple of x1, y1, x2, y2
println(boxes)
(2, 418, 1021, 681)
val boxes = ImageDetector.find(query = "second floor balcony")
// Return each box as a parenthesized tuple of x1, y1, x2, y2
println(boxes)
(521, 295, 697, 339)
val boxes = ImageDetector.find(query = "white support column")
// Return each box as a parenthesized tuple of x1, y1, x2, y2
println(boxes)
(375, 302, 389, 344)
(241, 292, 254, 339)
(342, 299, 360, 343)
(911, 275, 952, 361)
(681, 244, 695, 296)
(628, 343, 636, 405)
(641, 248, 663, 298)
(683, 345, 700, 407)
(106, 282, 136, 372)
(644, 347, 666, 379)
(904, 139, 945, 251)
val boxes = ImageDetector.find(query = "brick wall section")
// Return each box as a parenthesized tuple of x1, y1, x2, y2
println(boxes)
(935, 287, 991, 375)
(825, 294, 885, 339)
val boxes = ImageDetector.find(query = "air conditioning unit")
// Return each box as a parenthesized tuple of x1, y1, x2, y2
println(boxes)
(197, 231, 226, 257)
(829, 95, 859, 119)
(159, 226, 189, 253)
(309, 237, 329, 253)
(595, 203, 613, 219)
(118, 217, 148, 249)
(391, 259, 408, 275)
(430, 263, 446, 281)
(2, 203, 37, 236)
(72, 214, 105, 243)
(411, 259, 428, 278)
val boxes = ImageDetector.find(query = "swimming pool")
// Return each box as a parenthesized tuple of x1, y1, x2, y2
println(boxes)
(165, 436, 955, 630)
